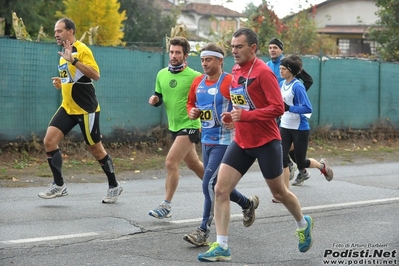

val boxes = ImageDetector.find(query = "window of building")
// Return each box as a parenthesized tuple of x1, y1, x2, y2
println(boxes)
(338, 38, 377, 56)
(338, 39, 350, 55)
(363, 40, 377, 55)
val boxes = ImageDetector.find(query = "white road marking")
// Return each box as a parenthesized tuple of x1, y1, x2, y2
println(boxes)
(171, 197, 399, 224)
(2, 232, 99, 244)
(169, 214, 242, 224)
(3, 198, 398, 244)
(300, 197, 399, 211)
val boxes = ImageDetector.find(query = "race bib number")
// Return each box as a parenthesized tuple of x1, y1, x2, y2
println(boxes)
(230, 86, 250, 110)
(58, 63, 72, 84)
(199, 109, 213, 121)
(197, 103, 217, 128)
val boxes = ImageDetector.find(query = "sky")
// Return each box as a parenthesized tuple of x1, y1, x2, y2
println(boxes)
(212, 0, 325, 18)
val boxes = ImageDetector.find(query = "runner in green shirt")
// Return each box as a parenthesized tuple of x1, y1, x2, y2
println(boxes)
(148, 37, 204, 219)
(153, 65, 201, 132)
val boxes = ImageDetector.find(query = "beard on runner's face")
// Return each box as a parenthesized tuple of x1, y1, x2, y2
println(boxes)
(170, 58, 184, 66)
(169, 46, 186, 66)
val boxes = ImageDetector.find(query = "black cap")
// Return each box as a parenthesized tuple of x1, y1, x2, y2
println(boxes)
(269, 38, 284, 51)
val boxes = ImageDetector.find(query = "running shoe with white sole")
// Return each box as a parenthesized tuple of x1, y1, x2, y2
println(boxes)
(289, 162, 298, 181)
(319, 158, 333, 181)
(198, 242, 231, 262)
(292, 171, 311, 186)
(148, 201, 171, 219)
(183, 227, 209, 246)
(38, 183, 68, 199)
(102, 182, 123, 203)
(242, 195, 259, 227)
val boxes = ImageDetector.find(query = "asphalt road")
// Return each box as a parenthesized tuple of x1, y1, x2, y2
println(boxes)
(1, 162, 398, 266)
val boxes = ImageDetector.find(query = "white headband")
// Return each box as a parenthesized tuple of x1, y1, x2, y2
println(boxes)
(200, 50, 224, 58)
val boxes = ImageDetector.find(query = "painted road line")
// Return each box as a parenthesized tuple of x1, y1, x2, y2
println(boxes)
(2, 232, 99, 244)
(170, 197, 399, 224)
(4, 198, 398, 244)
(169, 213, 244, 224)
(301, 197, 399, 211)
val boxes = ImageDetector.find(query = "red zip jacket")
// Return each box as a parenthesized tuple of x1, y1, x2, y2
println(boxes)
(230, 58, 284, 148)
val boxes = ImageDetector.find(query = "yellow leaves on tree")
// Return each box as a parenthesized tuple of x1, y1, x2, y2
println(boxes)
(56, 0, 126, 46)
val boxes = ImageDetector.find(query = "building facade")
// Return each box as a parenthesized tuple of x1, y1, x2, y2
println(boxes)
(157, 0, 242, 41)
(312, 0, 378, 56)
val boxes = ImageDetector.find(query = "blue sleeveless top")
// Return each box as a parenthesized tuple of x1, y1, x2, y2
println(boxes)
(196, 72, 233, 145)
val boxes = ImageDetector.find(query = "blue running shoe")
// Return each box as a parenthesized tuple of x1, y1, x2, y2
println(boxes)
(198, 242, 231, 262)
(296, 215, 314, 252)
(148, 202, 171, 219)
